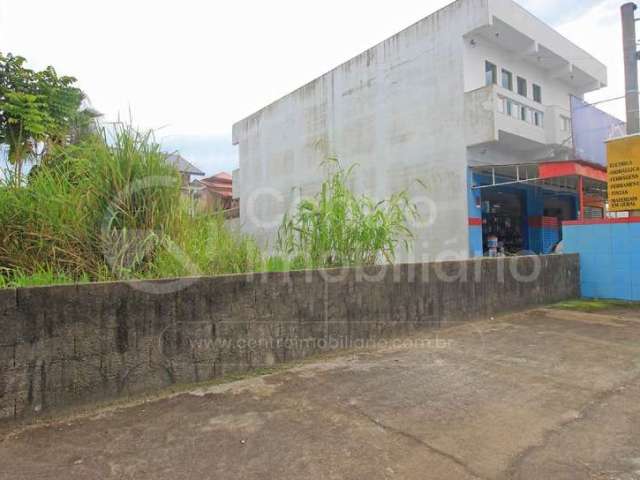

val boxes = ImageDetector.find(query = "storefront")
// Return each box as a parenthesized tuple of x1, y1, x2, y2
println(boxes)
(468, 161, 608, 257)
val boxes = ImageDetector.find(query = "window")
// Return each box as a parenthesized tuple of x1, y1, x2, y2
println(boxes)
(584, 206, 604, 219)
(506, 99, 514, 117)
(533, 111, 544, 127)
(501, 69, 513, 90)
(517, 77, 527, 97)
(513, 103, 521, 119)
(497, 96, 542, 126)
(561, 115, 572, 132)
(533, 84, 542, 103)
(485, 61, 497, 86)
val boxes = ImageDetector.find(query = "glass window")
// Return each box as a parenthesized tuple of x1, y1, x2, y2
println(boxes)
(533, 111, 544, 127)
(561, 115, 571, 131)
(533, 84, 542, 103)
(506, 100, 513, 117)
(497, 96, 505, 114)
(517, 77, 528, 97)
(485, 61, 497, 86)
(514, 104, 521, 119)
(501, 69, 513, 90)
(520, 106, 528, 122)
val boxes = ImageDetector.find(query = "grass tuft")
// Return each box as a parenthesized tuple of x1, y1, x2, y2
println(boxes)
(276, 158, 419, 269)
(553, 299, 640, 313)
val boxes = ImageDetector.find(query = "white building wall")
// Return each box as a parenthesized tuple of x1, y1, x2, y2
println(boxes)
(232, 0, 607, 261)
(233, 0, 491, 262)
(463, 41, 581, 109)
(461, 0, 606, 166)
(488, 0, 606, 86)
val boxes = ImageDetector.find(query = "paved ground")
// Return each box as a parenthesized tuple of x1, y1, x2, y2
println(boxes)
(2, 306, 640, 480)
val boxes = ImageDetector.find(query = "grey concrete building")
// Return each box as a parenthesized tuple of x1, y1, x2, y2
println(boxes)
(232, 0, 607, 261)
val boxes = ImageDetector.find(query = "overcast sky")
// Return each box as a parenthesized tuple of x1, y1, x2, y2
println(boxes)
(0, 0, 625, 175)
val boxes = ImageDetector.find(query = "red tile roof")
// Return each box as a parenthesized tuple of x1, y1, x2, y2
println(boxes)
(197, 172, 233, 198)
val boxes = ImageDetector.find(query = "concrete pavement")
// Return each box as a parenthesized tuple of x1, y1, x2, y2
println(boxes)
(2, 306, 640, 479)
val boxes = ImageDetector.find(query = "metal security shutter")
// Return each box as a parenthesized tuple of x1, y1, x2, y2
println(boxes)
(584, 206, 604, 219)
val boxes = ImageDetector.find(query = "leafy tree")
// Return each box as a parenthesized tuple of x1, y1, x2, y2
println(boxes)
(1, 91, 48, 180)
(35, 65, 85, 146)
(0, 52, 86, 184)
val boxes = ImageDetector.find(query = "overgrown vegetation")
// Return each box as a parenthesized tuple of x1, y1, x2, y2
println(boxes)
(0, 125, 263, 286)
(0, 53, 420, 288)
(276, 160, 419, 269)
(0, 139, 419, 288)
(0, 52, 92, 184)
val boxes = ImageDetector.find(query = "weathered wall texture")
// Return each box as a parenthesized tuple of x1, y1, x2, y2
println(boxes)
(0, 255, 579, 422)
(232, 0, 490, 262)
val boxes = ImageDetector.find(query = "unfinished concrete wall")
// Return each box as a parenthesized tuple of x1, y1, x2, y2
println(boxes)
(0, 255, 579, 422)
(233, 0, 491, 262)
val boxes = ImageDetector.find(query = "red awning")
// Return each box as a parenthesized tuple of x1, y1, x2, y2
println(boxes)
(537, 161, 607, 182)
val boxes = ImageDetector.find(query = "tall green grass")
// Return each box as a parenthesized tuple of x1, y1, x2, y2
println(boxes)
(0, 124, 263, 285)
(0, 267, 86, 288)
(0, 133, 420, 288)
(277, 159, 418, 268)
(149, 212, 262, 278)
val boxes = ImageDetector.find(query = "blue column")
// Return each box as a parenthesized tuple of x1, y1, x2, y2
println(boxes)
(467, 169, 484, 257)
(525, 186, 544, 253)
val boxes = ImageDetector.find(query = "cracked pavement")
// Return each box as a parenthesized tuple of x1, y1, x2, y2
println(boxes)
(2, 306, 640, 479)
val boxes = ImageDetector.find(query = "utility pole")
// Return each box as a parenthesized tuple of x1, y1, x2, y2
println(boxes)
(621, 3, 640, 218)
(622, 2, 640, 134)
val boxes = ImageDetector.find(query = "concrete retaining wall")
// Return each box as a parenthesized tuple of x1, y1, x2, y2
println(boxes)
(0, 255, 579, 421)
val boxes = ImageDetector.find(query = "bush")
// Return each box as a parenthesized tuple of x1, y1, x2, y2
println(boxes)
(149, 212, 262, 279)
(276, 159, 418, 268)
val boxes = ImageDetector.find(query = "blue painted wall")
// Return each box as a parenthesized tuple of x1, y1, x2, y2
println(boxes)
(468, 170, 484, 257)
(563, 221, 640, 301)
(529, 226, 561, 254)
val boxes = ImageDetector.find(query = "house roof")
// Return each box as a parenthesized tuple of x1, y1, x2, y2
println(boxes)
(201, 181, 232, 190)
(195, 171, 233, 198)
(164, 153, 205, 176)
(211, 171, 232, 181)
(201, 172, 231, 183)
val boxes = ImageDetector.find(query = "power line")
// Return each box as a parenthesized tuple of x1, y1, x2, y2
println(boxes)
(585, 94, 627, 106)
(575, 94, 631, 109)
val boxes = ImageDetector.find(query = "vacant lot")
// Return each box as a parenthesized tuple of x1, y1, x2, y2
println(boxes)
(2, 305, 640, 480)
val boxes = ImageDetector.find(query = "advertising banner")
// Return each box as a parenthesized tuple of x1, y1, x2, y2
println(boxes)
(607, 135, 640, 212)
